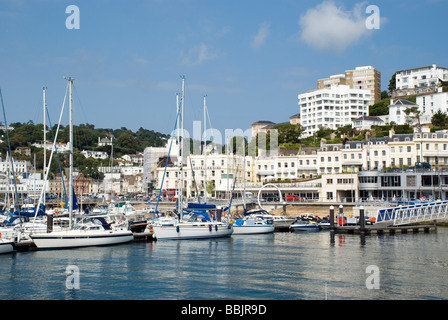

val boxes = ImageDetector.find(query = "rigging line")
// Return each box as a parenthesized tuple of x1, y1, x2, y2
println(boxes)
(154, 100, 182, 214)
(46, 107, 68, 203)
(72, 82, 89, 126)
(33, 83, 69, 223)
(0, 88, 21, 216)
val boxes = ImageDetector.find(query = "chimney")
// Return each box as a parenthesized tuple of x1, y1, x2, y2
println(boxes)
(389, 127, 395, 138)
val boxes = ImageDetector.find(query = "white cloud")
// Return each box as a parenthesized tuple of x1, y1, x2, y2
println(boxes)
(181, 43, 218, 66)
(299, 1, 371, 53)
(251, 22, 271, 50)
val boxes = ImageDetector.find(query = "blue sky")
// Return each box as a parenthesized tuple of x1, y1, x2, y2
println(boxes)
(0, 0, 447, 139)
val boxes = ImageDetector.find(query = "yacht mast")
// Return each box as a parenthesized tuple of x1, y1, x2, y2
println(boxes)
(179, 76, 185, 219)
(43, 87, 46, 207)
(203, 95, 207, 203)
(68, 77, 74, 229)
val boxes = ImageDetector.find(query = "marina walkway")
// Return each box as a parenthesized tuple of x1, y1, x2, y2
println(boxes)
(375, 200, 448, 226)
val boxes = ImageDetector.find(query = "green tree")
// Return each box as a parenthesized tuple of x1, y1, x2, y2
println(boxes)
(369, 98, 390, 116)
(404, 106, 423, 132)
(431, 110, 448, 128)
(273, 123, 304, 145)
(388, 73, 396, 94)
(115, 131, 139, 156)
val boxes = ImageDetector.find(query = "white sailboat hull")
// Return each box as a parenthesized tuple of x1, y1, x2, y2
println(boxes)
(0, 240, 14, 254)
(30, 229, 134, 249)
(153, 223, 233, 240)
(232, 225, 275, 235)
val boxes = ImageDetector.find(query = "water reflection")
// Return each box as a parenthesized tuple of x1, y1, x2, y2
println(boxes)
(1, 229, 447, 299)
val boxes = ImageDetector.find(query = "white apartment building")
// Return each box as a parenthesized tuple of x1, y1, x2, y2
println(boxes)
(416, 91, 448, 116)
(298, 84, 371, 138)
(393, 64, 448, 98)
(318, 66, 381, 105)
(0, 158, 30, 174)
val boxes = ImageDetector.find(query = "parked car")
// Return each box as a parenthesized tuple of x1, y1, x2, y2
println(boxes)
(286, 195, 300, 202)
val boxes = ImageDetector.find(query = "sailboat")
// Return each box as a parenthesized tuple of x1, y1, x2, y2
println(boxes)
(152, 77, 233, 240)
(30, 78, 134, 249)
(0, 239, 14, 254)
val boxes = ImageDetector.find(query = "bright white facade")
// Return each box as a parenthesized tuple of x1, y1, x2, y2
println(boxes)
(393, 64, 448, 99)
(387, 99, 419, 125)
(396, 64, 448, 90)
(416, 91, 448, 116)
(81, 150, 109, 160)
(353, 116, 384, 130)
(298, 85, 371, 138)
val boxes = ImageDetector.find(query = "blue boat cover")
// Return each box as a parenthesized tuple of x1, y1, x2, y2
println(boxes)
(187, 203, 216, 210)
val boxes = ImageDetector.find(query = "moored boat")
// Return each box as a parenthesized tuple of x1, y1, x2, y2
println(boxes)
(152, 203, 233, 240)
(290, 219, 321, 232)
(0, 239, 14, 254)
(30, 217, 133, 249)
(232, 213, 274, 235)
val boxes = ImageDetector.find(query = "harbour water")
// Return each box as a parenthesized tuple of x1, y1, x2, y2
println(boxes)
(1, 227, 447, 301)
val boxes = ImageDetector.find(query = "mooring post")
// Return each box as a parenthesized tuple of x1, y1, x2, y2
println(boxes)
(338, 205, 344, 226)
(359, 206, 365, 233)
(330, 205, 335, 244)
(359, 206, 366, 245)
(329, 205, 335, 231)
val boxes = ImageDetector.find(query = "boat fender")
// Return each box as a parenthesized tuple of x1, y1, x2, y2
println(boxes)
(0, 232, 1, 238)
(209, 225, 212, 232)
(176, 225, 180, 233)
(229, 219, 233, 225)
(215, 225, 218, 232)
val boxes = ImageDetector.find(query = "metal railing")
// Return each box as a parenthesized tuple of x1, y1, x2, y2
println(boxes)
(376, 200, 448, 225)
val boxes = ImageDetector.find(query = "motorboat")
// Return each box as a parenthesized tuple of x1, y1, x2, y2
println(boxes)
(30, 217, 134, 249)
(271, 215, 296, 231)
(232, 213, 275, 235)
(290, 219, 321, 232)
(242, 209, 294, 231)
